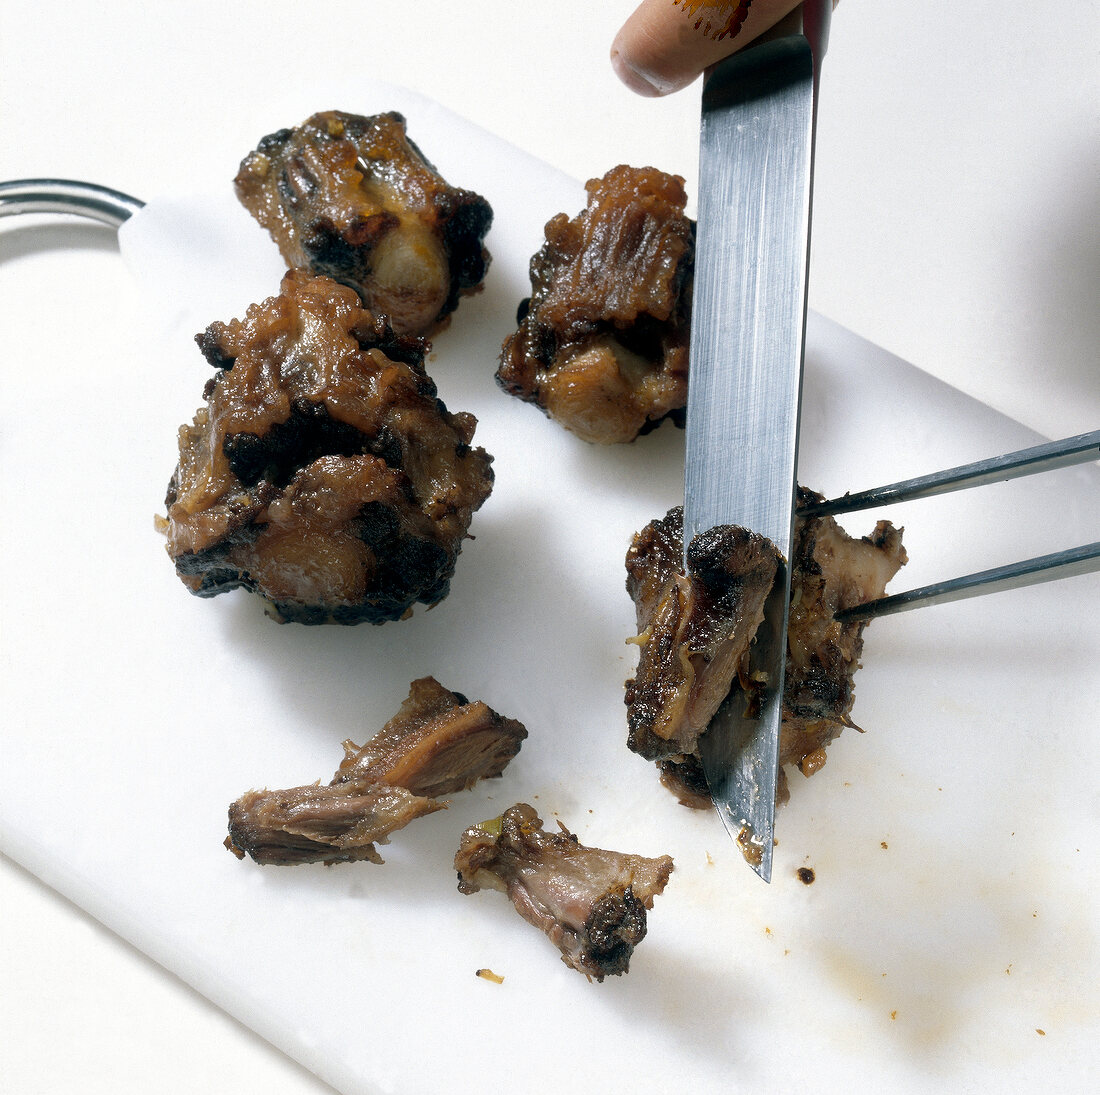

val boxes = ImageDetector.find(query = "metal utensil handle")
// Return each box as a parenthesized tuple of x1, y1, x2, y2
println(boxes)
(0, 179, 144, 228)
(837, 541, 1100, 622)
(799, 429, 1100, 518)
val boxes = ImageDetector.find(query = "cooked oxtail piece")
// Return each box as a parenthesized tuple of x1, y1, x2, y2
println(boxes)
(496, 165, 694, 444)
(235, 110, 492, 337)
(455, 803, 674, 981)
(226, 678, 527, 866)
(625, 493, 907, 807)
(162, 269, 494, 624)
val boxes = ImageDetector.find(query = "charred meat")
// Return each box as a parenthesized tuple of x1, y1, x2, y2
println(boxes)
(455, 803, 674, 981)
(235, 110, 492, 337)
(496, 166, 694, 444)
(226, 678, 527, 866)
(163, 270, 494, 624)
(625, 493, 906, 805)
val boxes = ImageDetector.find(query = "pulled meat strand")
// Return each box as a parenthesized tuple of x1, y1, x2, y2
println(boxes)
(226, 780, 443, 867)
(625, 493, 906, 806)
(226, 678, 527, 866)
(496, 165, 693, 444)
(235, 110, 492, 336)
(334, 676, 528, 800)
(455, 803, 674, 981)
(163, 270, 494, 624)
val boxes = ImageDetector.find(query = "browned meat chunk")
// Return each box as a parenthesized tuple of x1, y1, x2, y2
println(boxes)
(162, 270, 494, 624)
(625, 492, 906, 805)
(235, 110, 492, 337)
(496, 165, 693, 444)
(226, 678, 527, 866)
(455, 803, 674, 981)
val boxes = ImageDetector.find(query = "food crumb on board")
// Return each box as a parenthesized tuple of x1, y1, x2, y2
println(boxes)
(890, 1010, 898, 1021)
(475, 968, 505, 984)
(796, 866, 815, 885)
(880, 841, 889, 850)
(705, 851, 714, 866)
(1036, 1028, 1046, 1037)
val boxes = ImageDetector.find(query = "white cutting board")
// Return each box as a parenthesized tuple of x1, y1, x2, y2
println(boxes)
(2, 84, 1098, 1095)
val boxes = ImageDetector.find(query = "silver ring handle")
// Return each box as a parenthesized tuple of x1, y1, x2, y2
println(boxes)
(0, 179, 144, 228)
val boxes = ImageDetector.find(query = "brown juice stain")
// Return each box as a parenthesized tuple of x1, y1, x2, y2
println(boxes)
(673, 0, 753, 41)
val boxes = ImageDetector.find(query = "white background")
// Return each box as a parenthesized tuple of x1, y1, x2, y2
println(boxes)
(1, 2, 1097, 1091)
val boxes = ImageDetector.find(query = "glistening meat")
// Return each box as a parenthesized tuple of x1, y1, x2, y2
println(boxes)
(235, 110, 493, 337)
(496, 165, 694, 444)
(162, 270, 494, 624)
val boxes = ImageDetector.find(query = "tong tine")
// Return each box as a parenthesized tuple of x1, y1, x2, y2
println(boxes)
(796, 429, 1100, 622)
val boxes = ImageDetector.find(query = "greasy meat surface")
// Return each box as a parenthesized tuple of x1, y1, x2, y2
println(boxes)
(624, 506, 781, 762)
(226, 678, 527, 866)
(163, 270, 494, 624)
(455, 803, 673, 981)
(235, 110, 493, 337)
(496, 166, 694, 444)
(625, 494, 906, 806)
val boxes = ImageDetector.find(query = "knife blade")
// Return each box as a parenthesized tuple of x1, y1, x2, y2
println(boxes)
(684, 2, 830, 881)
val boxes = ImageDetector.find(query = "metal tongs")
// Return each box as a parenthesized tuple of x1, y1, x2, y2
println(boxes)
(804, 429, 1100, 621)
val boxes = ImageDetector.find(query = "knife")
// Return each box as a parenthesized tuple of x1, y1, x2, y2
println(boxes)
(683, 1, 830, 881)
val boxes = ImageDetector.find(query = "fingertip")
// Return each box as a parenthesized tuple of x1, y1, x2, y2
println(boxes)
(610, 46, 679, 98)
(610, 3, 710, 98)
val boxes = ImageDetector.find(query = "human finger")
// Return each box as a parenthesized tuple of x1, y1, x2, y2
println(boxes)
(611, 0, 804, 97)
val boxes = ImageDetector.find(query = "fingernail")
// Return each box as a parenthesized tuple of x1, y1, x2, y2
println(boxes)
(611, 48, 682, 98)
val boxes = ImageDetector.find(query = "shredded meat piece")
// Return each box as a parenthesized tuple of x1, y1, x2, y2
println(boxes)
(235, 110, 492, 336)
(226, 678, 527, 866)
(333, 676, 528, 799)
(781, 490, 908, 792)
(455, 803, 674, 981)
(496, 165, 694, 443)
(226, 780, 443, 867)
(163, 270, 494, 624)
(625, 492, 907, 805)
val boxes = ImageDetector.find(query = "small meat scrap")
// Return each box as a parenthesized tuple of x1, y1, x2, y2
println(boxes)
(496, 165, 694, 444)
(625, 492, 906, 806)
(455, 803, 674, 981)
(226, 678, 527, 866)
(163, 270, 494, 624)
(235, 110, 493, 336)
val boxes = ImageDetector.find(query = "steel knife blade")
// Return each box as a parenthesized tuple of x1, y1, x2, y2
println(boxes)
(683, 3, 830, 881)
